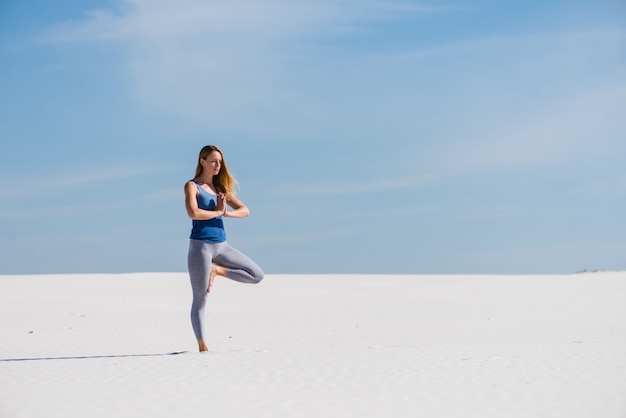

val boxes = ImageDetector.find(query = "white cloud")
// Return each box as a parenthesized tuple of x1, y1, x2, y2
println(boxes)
(441, 84, 626, 171)
(43, 0, 447, 44)
(270, 174, 435, 196)
(143, 187, 182, 201)
(38, 0, 466, 139)
(386, 29, 626, 173)
(571, 174, 626, 197)
(39, 2, 626, 156)
(0, 163, 166, 200)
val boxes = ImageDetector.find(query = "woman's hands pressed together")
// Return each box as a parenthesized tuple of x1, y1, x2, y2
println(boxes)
(214, 193, 227, 217)
(220, 193, 250, 219)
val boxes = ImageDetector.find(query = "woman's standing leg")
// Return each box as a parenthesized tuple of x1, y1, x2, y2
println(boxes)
(187, 239, 215, 351)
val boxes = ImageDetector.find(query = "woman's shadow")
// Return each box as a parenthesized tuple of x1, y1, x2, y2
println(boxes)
(0, 351, 189, 362)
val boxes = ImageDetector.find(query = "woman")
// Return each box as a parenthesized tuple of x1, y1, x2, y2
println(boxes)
(184, 145, 264, 352)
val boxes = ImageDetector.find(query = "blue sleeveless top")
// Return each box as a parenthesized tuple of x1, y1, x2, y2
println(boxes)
(189, 183, 226, 242)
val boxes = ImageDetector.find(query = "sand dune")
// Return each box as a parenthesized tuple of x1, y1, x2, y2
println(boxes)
(1, 272, 625, 418)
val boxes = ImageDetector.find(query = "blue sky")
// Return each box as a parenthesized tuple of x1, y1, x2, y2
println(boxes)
(1, 0, 625, 274)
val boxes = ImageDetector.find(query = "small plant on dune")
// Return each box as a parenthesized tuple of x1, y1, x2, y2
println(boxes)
(575, 268, 607, 274)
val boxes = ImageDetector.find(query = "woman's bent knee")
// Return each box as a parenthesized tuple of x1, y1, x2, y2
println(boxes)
(254, 269, 265, 284)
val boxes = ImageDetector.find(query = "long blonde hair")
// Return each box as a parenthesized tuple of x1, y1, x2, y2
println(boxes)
(194, 145, 238, 195)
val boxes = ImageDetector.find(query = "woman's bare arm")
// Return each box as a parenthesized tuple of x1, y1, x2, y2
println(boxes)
(224, 193, 250, 218)
(184, 181, 224, 220)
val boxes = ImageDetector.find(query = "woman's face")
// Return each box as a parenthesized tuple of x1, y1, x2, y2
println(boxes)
(202, 151, 222, 176)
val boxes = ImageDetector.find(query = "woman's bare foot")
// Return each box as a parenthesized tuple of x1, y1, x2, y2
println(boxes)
(198, 339, 208, 352)
(208, 264, 228, 293)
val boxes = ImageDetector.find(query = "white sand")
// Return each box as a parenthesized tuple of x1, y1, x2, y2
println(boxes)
(1, 272, 625, 418)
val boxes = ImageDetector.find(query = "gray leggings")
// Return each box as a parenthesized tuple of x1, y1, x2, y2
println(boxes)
(187, 239, 264, 340)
